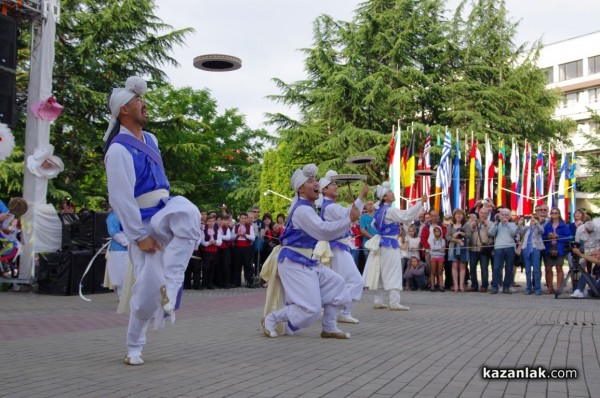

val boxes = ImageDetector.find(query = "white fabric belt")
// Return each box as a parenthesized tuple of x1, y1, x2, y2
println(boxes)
(135, 189, 169, 209)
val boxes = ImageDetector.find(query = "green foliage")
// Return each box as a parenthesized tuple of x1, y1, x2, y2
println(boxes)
(580, 111, 600, 201)
(264, 0, 575, 187)
(4, 0, 268, 213)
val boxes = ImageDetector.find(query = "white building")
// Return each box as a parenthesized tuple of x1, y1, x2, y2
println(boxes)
(538, 30, 600, 212)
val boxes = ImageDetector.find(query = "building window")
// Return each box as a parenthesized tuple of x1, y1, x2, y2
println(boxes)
(560, 91, 580, 108)
(543, 67, 554, 84)
(559, 60, 583, 81)
(589, 55, 600, 75)
(589, 87, 600, 103)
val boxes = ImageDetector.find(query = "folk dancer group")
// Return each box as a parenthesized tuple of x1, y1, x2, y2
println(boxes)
(102, 77, 423, 365)
(260, 167, 424, 339)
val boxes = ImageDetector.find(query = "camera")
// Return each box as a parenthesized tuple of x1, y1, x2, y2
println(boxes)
(564, 241, 582, 269)
(522, 215, 531, 220)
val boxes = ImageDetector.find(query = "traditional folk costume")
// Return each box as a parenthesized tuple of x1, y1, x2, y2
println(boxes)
(363, 182, 423, 310)
(105, 211, 129, 298)
(319, 170, 364, 324)
(261, 164, 352, 339)
(232, 222, 255, 287)
(200, 223, 223, 289)
(104, 77, 201, 365)
(216, 223, 232, 288)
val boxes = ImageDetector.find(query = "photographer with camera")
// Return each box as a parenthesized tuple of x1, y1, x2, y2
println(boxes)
(569, 246, 600, 298)
(466, 208, 493, 292)
(542, 207, 571, 295)
(518, 214, 545, 295)
(488, 207, 517, 294)
(446, 209, 469, 292)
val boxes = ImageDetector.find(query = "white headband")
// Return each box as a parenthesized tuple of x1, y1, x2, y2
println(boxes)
(376, 181, 392, 200)
(289, 164, 318, 208)
(103, 76, 147, 141)
(319, 170, 337, 193)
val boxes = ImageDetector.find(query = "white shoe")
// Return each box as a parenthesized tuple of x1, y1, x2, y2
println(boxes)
(390, 304, 410, 311)
(160, 285, 174, 316)
(162, 302, 175, 316)
(124, 355, 144, 365)
(321, 330, 351, 339)
(373, 303, 389, 309)
(261, 314, 278, 338)
(570, 289, 584, 299)
(337, 315, 359, 324)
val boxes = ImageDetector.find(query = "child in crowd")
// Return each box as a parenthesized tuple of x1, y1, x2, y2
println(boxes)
(404, 256, 428, 290)
(428, 225, 446, 292)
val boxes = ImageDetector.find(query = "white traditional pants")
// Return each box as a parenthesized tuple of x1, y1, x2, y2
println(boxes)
(269, 259, 351, 333)
(126, 196, 200, 357)
(331, 247, 363, 317)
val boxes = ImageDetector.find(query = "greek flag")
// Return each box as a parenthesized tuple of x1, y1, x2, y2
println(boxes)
(439, 128, 452, 215)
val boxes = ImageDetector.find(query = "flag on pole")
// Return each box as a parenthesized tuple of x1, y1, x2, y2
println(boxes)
(569, 150, 577, 222)
(421, 130, 432, 211)
(475, 141, 483, 205)
(546, 147, 556, 210)
(468, 134, 477, 210)
(402, 130, 417, 206)
(510, 140, 520, 211)
(534, 143, 544, 207)
(390, 126, 402, 209)
(453, 131, 461, 210)
(496, 141, 506, 207)
(484, 136, 494, 201)
(557, 152, 568, 218)
(437, 128, 452, 215)
(520, 141, 532, 215)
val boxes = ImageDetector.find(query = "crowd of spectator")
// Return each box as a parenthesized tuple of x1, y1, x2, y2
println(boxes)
(184, 205, 286, 290)
(347, 197, 600, 297)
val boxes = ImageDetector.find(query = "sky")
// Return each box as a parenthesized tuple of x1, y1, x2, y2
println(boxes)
(154, 0, 600, 132)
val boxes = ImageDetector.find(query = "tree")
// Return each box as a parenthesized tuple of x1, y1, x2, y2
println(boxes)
(445, 0, 572, 142)
(3, 0, 269, 212)
(264, 0, 574, 186)
(579, 111, 600, 210)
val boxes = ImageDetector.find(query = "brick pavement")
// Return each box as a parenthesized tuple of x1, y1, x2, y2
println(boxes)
(0, 272, 597, 398)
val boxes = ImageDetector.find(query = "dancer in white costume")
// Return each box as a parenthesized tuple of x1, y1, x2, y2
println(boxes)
(104, 77, 201, 365)
(319, 170, 369, 324)
(363, 182, 426, 310)
(262, 164, 361, 339)
(105, 210, 129, 298)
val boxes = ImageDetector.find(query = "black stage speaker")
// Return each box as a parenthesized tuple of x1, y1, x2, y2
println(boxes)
(92, 255, 110, 293)
(59, 213, 80, 251)
(74, 210, 95, 250)
(93, 211, 110, 250)
(0, 15, 17, 127)
(0, 68, 16, 127)
(37, 251, 72, 295)
(0, 15, 17, 70)
(70, 250, 93, 295)
(59, 211, 95, 250)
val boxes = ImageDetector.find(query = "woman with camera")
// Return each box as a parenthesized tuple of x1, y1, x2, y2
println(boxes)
(542, 207, 571, 295)
(446, 209, 469, 292)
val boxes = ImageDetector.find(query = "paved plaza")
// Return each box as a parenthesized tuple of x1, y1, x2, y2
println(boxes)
(0, 270, 598, 398)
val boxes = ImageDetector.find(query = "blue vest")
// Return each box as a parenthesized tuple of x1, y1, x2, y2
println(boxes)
(320, 198, 350, 252)
(114, 132, 170, 220)
(373, 204, 400, 249)
(278, 199, 320, 267)
(280, 199, 318, 249)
